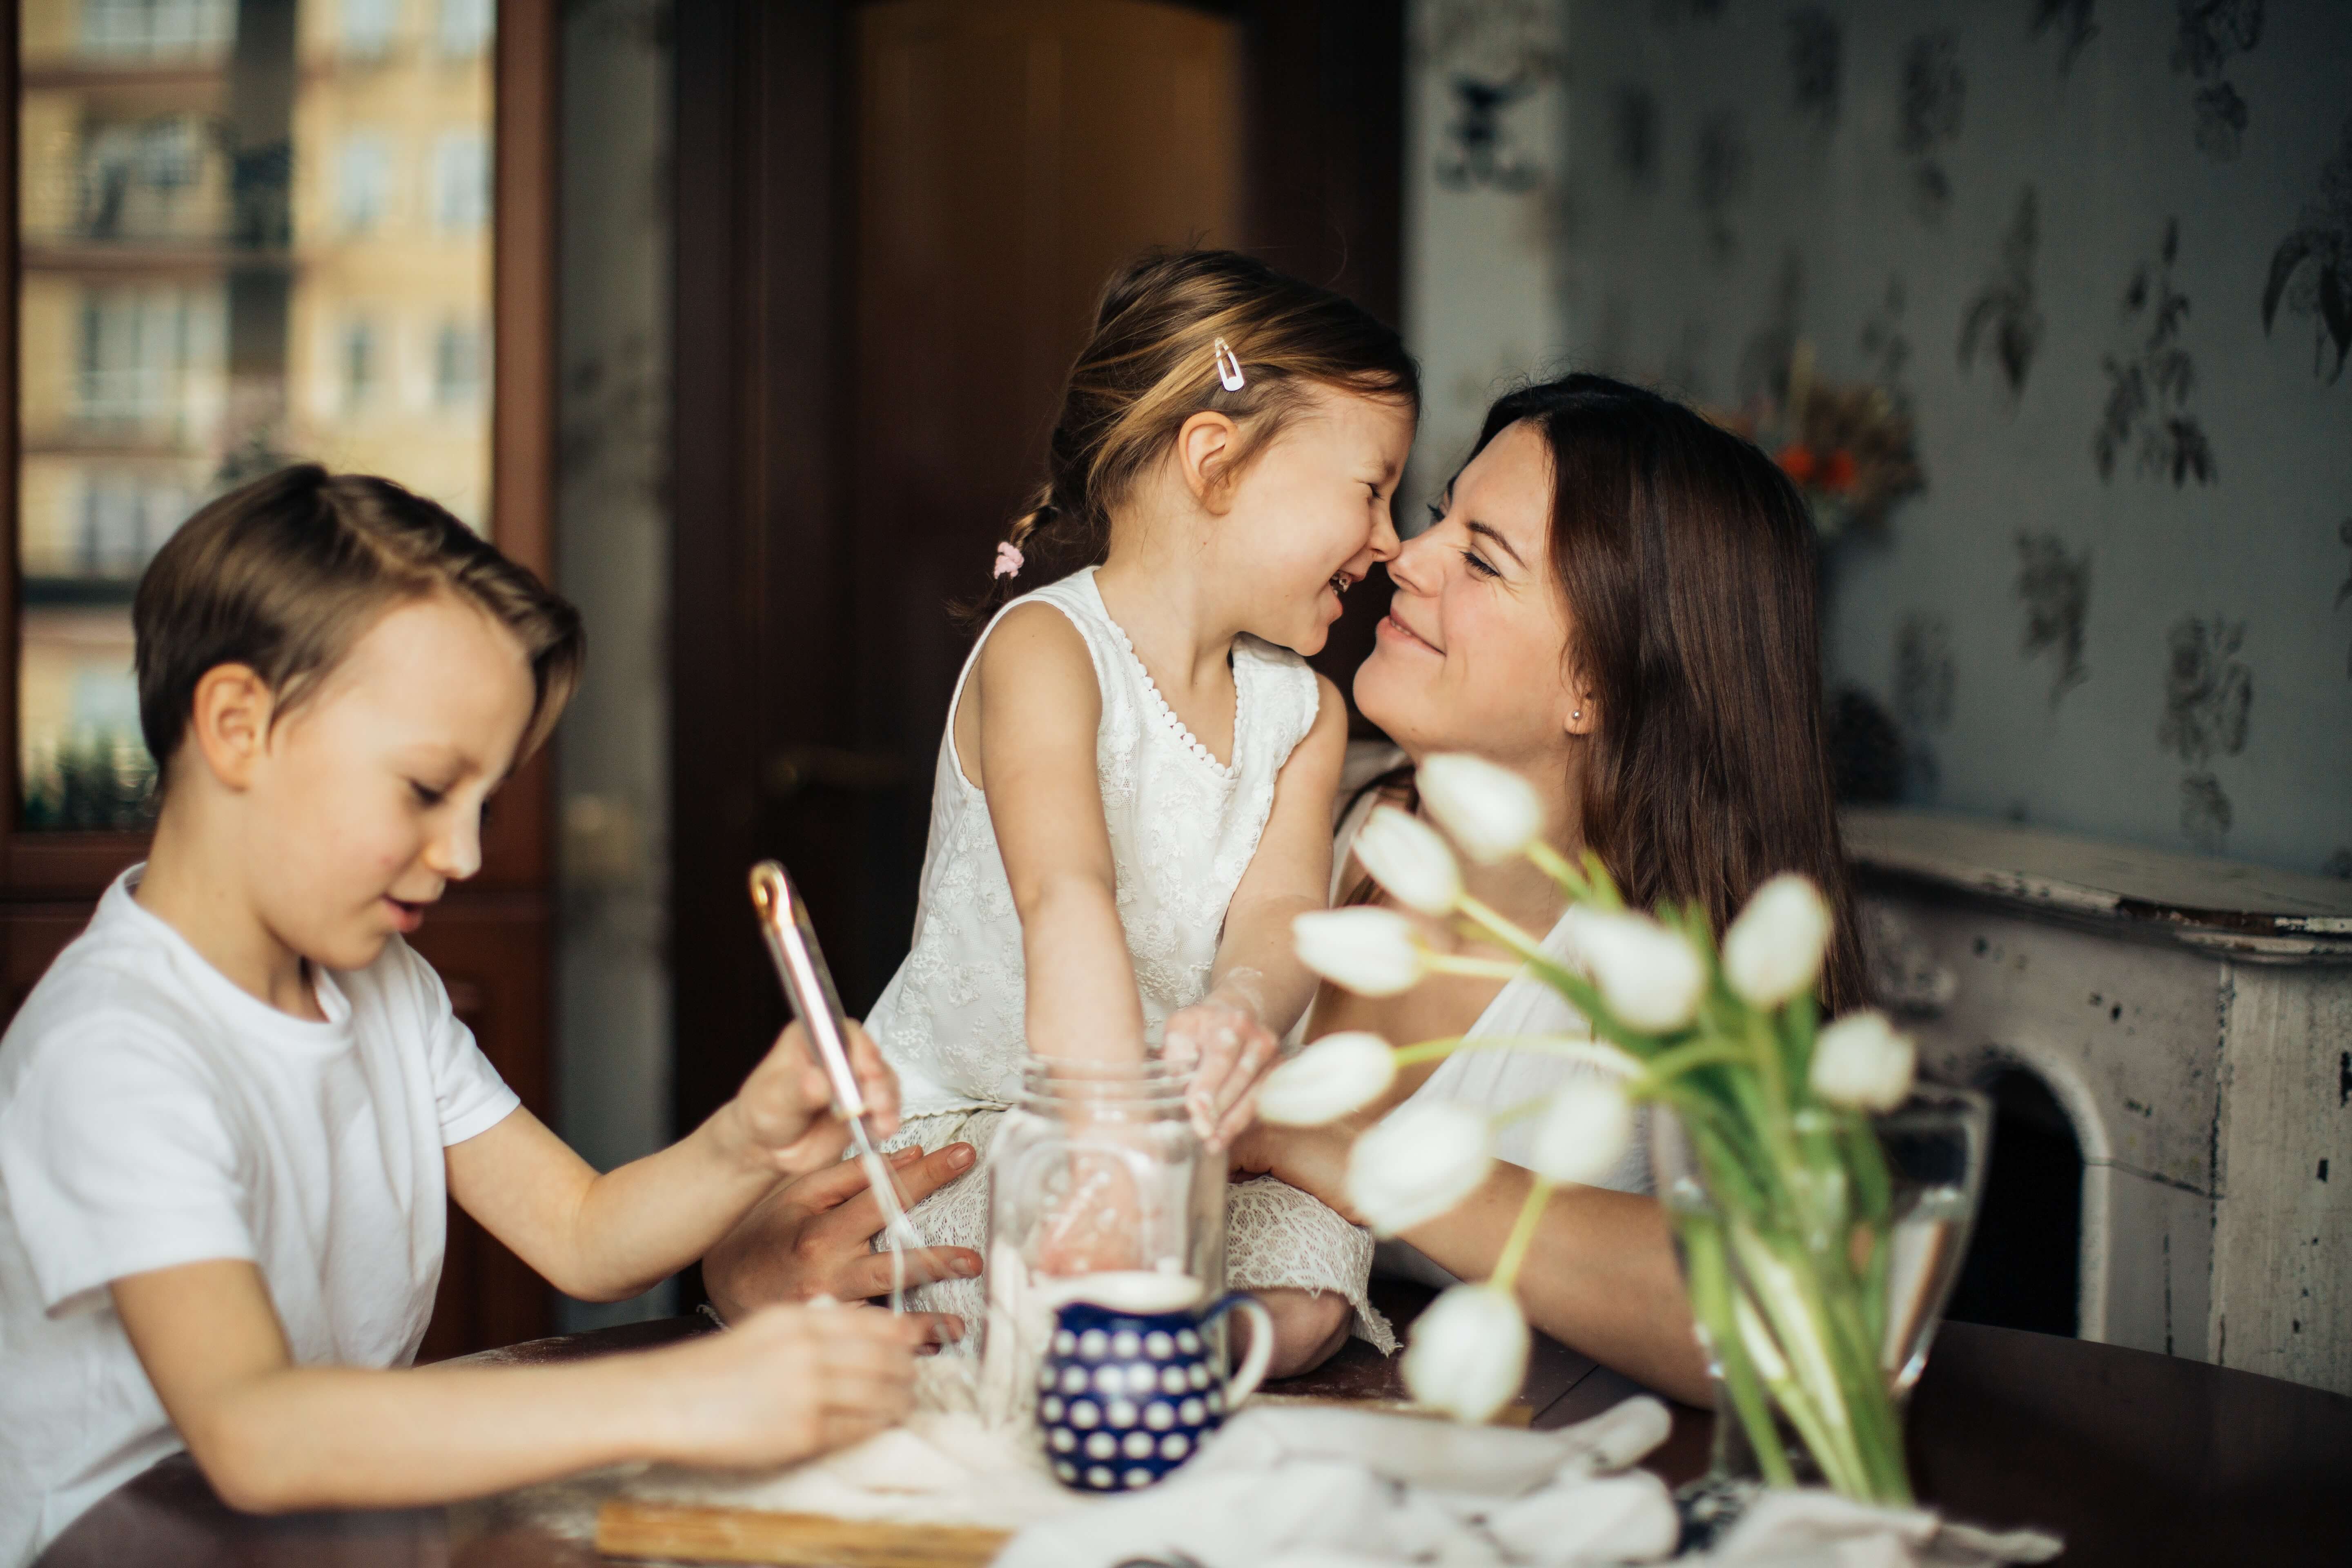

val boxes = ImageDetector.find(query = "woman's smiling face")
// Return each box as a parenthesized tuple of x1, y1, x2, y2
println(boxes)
(1353, 419, 1583, 766)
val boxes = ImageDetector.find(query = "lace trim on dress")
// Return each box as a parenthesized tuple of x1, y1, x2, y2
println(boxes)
(1098, 610, 1245, 780)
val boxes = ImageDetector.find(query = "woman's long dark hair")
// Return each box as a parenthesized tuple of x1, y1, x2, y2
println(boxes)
(1459, 374, 1867, 1013)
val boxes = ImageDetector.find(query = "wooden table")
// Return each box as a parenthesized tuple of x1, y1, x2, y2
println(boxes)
(38, 1284, 2352, 1567)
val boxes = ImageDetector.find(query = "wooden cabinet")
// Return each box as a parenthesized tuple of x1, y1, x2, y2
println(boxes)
(1, 0, 559, 1358)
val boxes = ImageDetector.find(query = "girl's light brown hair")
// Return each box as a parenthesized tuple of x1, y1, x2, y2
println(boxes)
(134, 465, 584, 783)
(964, 248, 1419, 624)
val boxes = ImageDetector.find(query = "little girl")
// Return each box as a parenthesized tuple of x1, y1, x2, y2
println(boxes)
(863, 250, 1419, 1374)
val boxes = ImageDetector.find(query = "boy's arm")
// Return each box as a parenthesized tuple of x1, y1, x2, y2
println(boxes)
(448, 1018, 895, 1304)
(970, 604, 1148, 1062)
(111, 1258, 921, 1513)
(1165, 675, 1347, 1146)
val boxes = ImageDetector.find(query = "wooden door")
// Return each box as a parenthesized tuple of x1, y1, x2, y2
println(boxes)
(671, 0, 1403, 1173)
(1, 0, 559, 1360)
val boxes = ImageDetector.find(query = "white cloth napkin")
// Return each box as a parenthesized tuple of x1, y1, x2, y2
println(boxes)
(995, 1401, 1679, 1568)
(993, 1400, 2062, 1568)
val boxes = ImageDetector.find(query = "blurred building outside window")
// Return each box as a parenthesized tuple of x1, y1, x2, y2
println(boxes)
(16, 0, 496, 829)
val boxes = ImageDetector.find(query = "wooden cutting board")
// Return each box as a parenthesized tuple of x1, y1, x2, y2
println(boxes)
(597, 1499, 1013, 1568)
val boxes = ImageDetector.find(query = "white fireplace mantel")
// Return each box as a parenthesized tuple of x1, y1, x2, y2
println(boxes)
(1843, 808, 2352, 1396)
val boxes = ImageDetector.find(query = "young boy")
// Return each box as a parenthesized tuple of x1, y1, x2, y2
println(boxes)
(0, 467, 924, 1566)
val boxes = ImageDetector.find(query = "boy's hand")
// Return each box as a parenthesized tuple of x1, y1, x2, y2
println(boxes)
(726, 1019, 901, 1178)
(1163, 978, 1281, 1152)
(657, 1302, 924, 1468)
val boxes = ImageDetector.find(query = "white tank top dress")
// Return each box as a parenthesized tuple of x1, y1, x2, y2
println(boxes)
(865, 565, 1323, 1117)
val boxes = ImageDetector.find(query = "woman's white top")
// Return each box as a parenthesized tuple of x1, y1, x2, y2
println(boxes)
(1321, 750, 1653, 1285)
(867, 566, 1323, 1117)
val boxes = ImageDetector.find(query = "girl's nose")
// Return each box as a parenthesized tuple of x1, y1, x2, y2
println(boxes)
(1364, 501, 1402, 564)
(1388, 526, 1441, 595)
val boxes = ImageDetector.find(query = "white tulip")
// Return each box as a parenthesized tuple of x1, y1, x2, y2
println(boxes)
(1258, 1032, 1397, 1126)
(1419, 753, 1544, 864)
(1293, 908, 1428, 997)
(1561, 907, 1706, 1033)
(1809, 1009, 1917, 1112)
(1722, 873, 1833, 1009)
(1346, 1100, 1494, 1235)
(1526, 1079, 1635, 1186)
(1352, 804, 1463, 916)
(1403, 1283, 1530, 1423)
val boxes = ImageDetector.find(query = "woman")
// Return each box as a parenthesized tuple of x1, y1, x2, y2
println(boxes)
(706, 374, 1865, 1402)
(1229, 373, 1866, 1403)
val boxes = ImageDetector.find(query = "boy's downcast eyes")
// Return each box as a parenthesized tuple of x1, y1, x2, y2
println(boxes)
(410, 780, 447, 808)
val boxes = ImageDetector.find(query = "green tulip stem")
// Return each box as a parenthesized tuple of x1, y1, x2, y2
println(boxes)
(1490, 1176, 1555, 1295)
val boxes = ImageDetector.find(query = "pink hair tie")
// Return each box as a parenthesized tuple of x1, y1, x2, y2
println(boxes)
(992, 541, 1025, 580)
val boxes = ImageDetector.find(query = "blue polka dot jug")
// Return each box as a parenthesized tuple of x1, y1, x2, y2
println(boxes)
(1035, 1279, 1274, 1492)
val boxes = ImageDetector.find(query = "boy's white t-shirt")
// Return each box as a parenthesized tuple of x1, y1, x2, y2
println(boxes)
(0, 868, 519, 1566)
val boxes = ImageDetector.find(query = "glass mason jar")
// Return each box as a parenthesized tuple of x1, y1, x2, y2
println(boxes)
(977, 1059, 1226, 1429)
(1651, 1083, 1991, 1503)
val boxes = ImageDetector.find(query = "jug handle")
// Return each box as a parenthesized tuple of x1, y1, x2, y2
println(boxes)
(1200, 1293, 1276, 1409)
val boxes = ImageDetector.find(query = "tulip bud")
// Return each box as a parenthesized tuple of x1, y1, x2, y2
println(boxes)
(1402, 1282, 1530, 1423)
(1345, 1100, 1494, 1234)
(1722, 873, 1833, 1009)
(1561, 907, 1706, 1033)
(1258, 1032, 1398, 1126)
(1351, 805, 1463, 916)
(1526, 1079, 1635, 1186)
(1292, 908, 1428, 997)
(1809, 1009, 1917, 1112)
(1419, 753, 1544, 864)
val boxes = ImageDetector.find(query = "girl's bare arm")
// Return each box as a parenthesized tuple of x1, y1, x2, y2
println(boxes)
(111, 1259, 921, 1514)
(1166, 675, 1347, 1144)
(966, 604, 1147, 1062)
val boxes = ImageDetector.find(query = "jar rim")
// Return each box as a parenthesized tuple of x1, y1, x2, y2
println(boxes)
(1018, 1054, 1188, 1106)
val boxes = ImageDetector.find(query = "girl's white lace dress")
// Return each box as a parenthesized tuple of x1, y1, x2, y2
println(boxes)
(863, 567, 1392, 1349)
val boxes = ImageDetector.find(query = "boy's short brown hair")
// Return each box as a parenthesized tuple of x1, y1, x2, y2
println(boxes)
(134, 465, 584, 782)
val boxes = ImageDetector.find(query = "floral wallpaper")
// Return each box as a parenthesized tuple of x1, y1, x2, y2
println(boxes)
(1405, 0, 2352, 875)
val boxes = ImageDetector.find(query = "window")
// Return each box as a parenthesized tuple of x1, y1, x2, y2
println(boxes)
(78, 0, 236, 58)
(336, 133, 392, 232)
(342, 317, 381, 410)
(342, 0, 399, 58)
(432, 133, 488, 232)
(438, 0, 492, 58)
(19, 0, 497, 829)
(434, 321, 486, 408)
(75, 285, 223, 428)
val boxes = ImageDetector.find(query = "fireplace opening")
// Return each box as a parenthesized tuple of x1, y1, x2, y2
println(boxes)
(1942, 1067, 2083, 1336)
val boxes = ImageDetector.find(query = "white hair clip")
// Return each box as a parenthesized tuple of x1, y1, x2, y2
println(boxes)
(1213, 337, 1246, 392)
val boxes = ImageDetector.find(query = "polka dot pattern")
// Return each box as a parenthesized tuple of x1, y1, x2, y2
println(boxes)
(1036, 1303, 1245, 1494)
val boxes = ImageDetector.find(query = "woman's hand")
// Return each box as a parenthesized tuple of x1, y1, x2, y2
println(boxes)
(724, 1018, 900, 1179)
(1228, 1119, 1361, 1225)
(652, 1302, 927, 1468)
(1163, 978, 1283, 1152)
(703, 1142, 979, 1347)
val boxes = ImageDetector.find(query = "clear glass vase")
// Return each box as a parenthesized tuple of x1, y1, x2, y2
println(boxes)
(978, 1058, 1226, 1429)
(1651, 1084, 1990, 1503)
